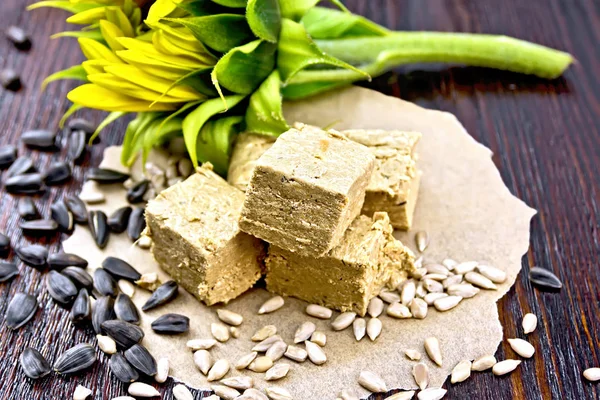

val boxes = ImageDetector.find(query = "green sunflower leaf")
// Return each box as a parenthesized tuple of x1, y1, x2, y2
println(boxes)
(211, 0, 247, 8)
(246, 0, 281, 43)
(197, 116, 243, 176)
(177, 0, 235, 16)
(301, 6, 389, 39)
(278, 0, 347, 20)
(122, 112, 164, 165)
(245, 70, 288, 136)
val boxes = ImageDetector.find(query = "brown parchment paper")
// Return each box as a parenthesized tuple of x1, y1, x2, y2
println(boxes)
(64, 87, 536, 399)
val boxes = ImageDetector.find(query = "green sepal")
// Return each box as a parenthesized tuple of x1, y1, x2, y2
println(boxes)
(211, 0, 247, 7)
(278, 0, 347, 20)
(42, 65, 88, 90)
(27, 1, 101, 14)
(245, 70, 288, 136)
(177, 0, 236, 16)
(246, 0, 281, 43)
(51, 30, 105, 42)
(59, 104, 83, 128)
(142, 117, 183, 165)
(197, 115, 243, 176)
(89, 111, 128, 145)
(121, 112, 164, 166)
(301, 6, 388, 39)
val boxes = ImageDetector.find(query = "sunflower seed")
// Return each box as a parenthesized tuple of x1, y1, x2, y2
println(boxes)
(338, 388, 359, 400)
(70, 288, 91, 324)
(116, 280, 135, 298)
(48, 252, 88, 270)
(212, 384, 239, 400)
(424, 337, 443, 366)
(425, 264, 449, 276)
(353, 318, 366, 341)
(67, 130, 87, 164)
(471, 355, 496, 371)
(18, 197, 40, 220)
(92, 296, 115, 333)
(358, 371, 386, 393)
(207, 359, 230, 381)
(233, 351, 257, 370)
(305, 340, 327, 365)
(529, 266, 562, 290)
(54, 343, 96, 374)
(6, 25, 30, 49)
(20, 219, 59, 235)
(0, 232, 9, 257)
(88, 210, 109, 249)
(422, 274, 447, 282)
(109, 353, 139, 383)
(68, 118, 96, 136)
(20, 348, 51, 379)
(492, 359, 521, 376)
(128, 382, 160, 398)
(6, 292, 37, 329)
(265, 386, 293, 400)
(44, 162, 71, 185)
(7, 173, 44, 194)
(87, 168, 129, 183)
(258, 296, 284, 314)
(228, 327, 240, 339)
(410, 298, 428, 319)
(135, 272, 161, 291)
(178, 159, 193, 177)
(73, 384, 92, 400)
(434, 296, 463, 312)
(412, 267, 427, 279)
(97, 334, 117, 355)
(187, 338, 217, 351)
(294, 322, 316, 343)
(127, 180, 149, 204)
(94, 268, 117, 297)
(508, 338, 535, 358)
(379, 290, 401, 304)
(102, 256, 142, 281)
(583, 368, 600, 382)
(387, 391, 416, 400)
(446, 284, 480, 298)
(248, 356, 273, 372)
(15, 244, 47, 267)
(125, 344, 157, 376)
(367, 318, 382, 341)
(423, 293, 447, 306)
(384, 302, 411, 319)
(265, 363, 290, 381)
(311, 331, 326, 347)
(253, 335, 283, 352)
(222, 376, 254, 391)
(442, 274, 463, 289)
(79, 181, 105, 204)
(128, 207, 146, 241)
(194, 350, 213, 375)
(152, 313, 189, 334)
(51, 201, 74, 233)
(416, 281, 427, 298)
(47, 270, 78, 304)
(115, 294, 140, 325)
(423, 279, 444, 293)
(266, 341, 288, 361)
(476, 265, 506, 283)
(22, 129, 58, 150)
(454, 261, 478, 275)
(0, 145, 17, 169)
(417, 388, 447, 400)
(0, 262, 18, 282)
(405, 349, 422, 361)
(7, 156, 34, 178)
(306, 304, 332, 319)
(415, 231, 429, 252)
(217, 309, 243, 326)
(283, 345, 307, 363)
(211, 322, 230, 342)
(102, 318, 145, 349)
(137, 235, 152, 249)
(413, 362, 429, 389)
(329, 312, 355, 331)
(522, 313, 538, 334)
(451, 360, 472, 383)
(464, 272, 497, 290)
(252, 325, 277, 341)
(62, 197, 87, 226)
(367, 297, 384, 318)
(401, 280, 416, 305)
(173, 384, 194, 400)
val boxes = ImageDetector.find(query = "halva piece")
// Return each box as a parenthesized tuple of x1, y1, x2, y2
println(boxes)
(228, 132, 276, 192)
(145, 163, 265, 305)
(342, 129, 421, 230)
(239, 126, 375, 257)
(265, 212, 415, 316)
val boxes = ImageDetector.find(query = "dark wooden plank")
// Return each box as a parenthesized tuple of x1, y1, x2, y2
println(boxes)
(0, 0, 598, 399)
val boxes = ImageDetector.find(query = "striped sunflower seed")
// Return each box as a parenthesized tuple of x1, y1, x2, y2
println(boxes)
(0, 262, 18, 283)
(507, 338, 535, 358)
(6, 292, 37, 329)
(73, 384, 92, 400)
(96, 334, 117, 355)
(368, 297, 384, 318)
(88, 210, 109, 249)
(102, 320, 144, 349)
(306, 304, 332, 319)
(102, 257, 141, 282)
(401, 280, 416, 305)
(265, 386, 293, 400)
(283, 345, 307, 363)
(412, 362, 429, 390)
(115, 294, 140, 325)
(107, 206, 132, 233)
(212, 322, 231, 342)
(410, 298, 428, 319)
(305, 340, 327, 365)
(367, 318, 382, 341)
(248, 356, 273, 372)
(92, 296, 115, 334)
(417, 388, 447, 400)
(294, 322, 316, 343)
(240, 388, 269, 400)
(217, 309, 244, 326)
(471, 355, 496, 371)
(173, 384, 194, 400)
(583, 368, 600, 382)
(265, 363, 290, 381)
(49, 201, 73, 232)
(266, 341, 288, 361)
(353, 318, 366, 341)
(221, 376, 253, 390)
(15, 244, 47, 267)
(207, 359, 230, 381)
(358, 371, 387, 393)
(311, 331, 326, 347)
(442, 274, 463, 289)
(433, 296, 463, 312)
(47, 252, 88, 270)
(62, 267, 93, 290)
(125, 344, 157, 376)
(522, 313, 538, 334)
(127, 207, 146, 241)
(151, 313, 190, 334)
(47, 271, 78, 305)
(423, 293, 447, 306)
(118, 280, 136, 297)
(424, 337, 443, 367)
(22, 129, 57, 150)
(6, 173, 45, 195)
(93, 268, 117, 297)
(44, 162, 71, 185)
(528, 266, 562, 290)
(446, 284, 480, 298)
(415, 231, 429, 252)
(141, 280, 178, 311)
(465, 272, 497, 290)
(109, 353, 139, 383)
(252, 325, 277, 341)
(64, 195, 88, 226)
(6, 156, 34, 178)
(253, 335, 283, 352)
(492, 359, 521, 376)
(379, 290, 401, 304)
(20, 219, 59, 235)
(387, 391, 416, 400)
(54, 344, 97, 374)
(331, 312, 356, 331)
(187, 338, 217, 351)
(0, 144, 17, 170)
(404, 349, 422, 361)
(211, 384, 240, 400)
(128, 382, 160, 398)
(236, 352, 258, 370)
(453, 261, 478, 275)
(258, 296, 285, 314)
(387, 302, 412, 319)
(127, 180, 149, 204)
(87, 168, 129, 183)
(194, 350, 213, 375)
(451, 360, 472, 383)
(20, 348, 51, 379)
(476, 265, 507, 283)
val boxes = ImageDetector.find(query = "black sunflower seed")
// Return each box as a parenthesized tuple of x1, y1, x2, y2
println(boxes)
(88, 210, 109, 249)
(5, 173, 45, 195)
(0, 232, 10, 257)
(20, 219, 58, 236)
(53, 343, 96, 375)
(86, 168, 129, 184)
(151, 313, 190, 334)
(61, 267, 93, 289)
(17, 197, 40, 221)
(124, 344, 157, 376)
(0, 262, 18, 282)
(21, 129, 58, 151)
(107, 206, 132, 233)
(47, 270, 78, 305)
(92, 296, 115, 334)
(6, 26, 31, 51)
(115, 294, 140, 325)
(141, 280, 178, 311)
(94, 268, 117, 297)
(64, 195, 88, 224)
(43, 162, 72, 185)
(109, 353, 139, 383)
(0, 69, 21, 91)
(529, 266, 563, 291)
(70, 288, 91, 324)
(15, 244, 48, 267)
(101, 320, 145, 350)
(6, 156, 35, 178)
(20, 348, 51, 380)
(68, 118, 96, 137)
(102, 256, 141, 281)
(50, 201, 74, 233)
(47, 252, 88, 270)
(127, 180, 149, 204)
(6, 292, 37, 329)
(0, 145, 17, 169)
(128, 207, 146, 242)
(67, 130, 87, 164)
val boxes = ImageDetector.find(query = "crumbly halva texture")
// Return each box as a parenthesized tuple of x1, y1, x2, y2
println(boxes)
(265, 212, 415, 316)
(145, 163, 265, 305)
(239, 126, 375, 257)
(228, 127, 422, 230)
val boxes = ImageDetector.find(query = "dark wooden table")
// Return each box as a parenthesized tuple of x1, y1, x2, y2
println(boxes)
(1, 0, 598, 399)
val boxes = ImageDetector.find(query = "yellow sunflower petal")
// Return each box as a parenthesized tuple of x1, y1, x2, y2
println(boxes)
(66, 6, 107, 24)
(105, 6, 134, 37)
(87, 73, 184, 103)
(67, 84, 177, 112)
(146, 0, 182, 24)
(152, 29, 216, 66)
(116, 37, 203, 69)
(116, 50, 194, 79)
(78, 37, 121, 63)
(99, 20, 125, 52)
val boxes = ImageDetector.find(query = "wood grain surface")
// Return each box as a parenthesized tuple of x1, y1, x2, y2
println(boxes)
(1, 0, 598, 399)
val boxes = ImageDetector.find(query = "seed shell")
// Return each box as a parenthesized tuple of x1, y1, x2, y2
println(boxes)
(48, 252, 88, 270)
(47, 270, 78, 305)
(20, 348, 51, 379)
(471, 355, 497, 371)
(583, 367, 600, 382)
(492, 359, 521, 376)
(70, 288, 91, 324)
(124, 344, 157, 376)
(367, 317, 382, 341)
(94, 268, 118, 297)
(413, 362, 429, 389)
(44, 162, 71, 185)
(15, 244, 47, 267)
(128, 207, 146, 241)
(102, 320, 145, 349)
(207, 359, 230, 381)
(424, 337, 443, 366)
(353, 318, 366, 341)
(0, 233, 9, 257)
(62, 267, 93, 289)
(142, 280, 178, 311)
(6, 292, 38, 329)
(0, 262, 18, 282)
(294, 321, 316, 343)
(128, 382, 160, 398)
(258, 296, 284, 314)
(194, 350, 213, 375)
(417, 388, 447, 400)
(50, 201, 74, 233)
(92, 296, 115, 334)
(22, 129, 58, 150)
(127, 180, 149, 204)
(18, 197, 40, 220)
(217, 309, 244, 326)
(173, 384, 194, 400)
(358, 371, 387, 393)
(64, 195, 88, 224)
(507, 338, 535, 358)
(155, 357, 169, 383)
(107, 206, 133, 233)
(451, 360, 472, 383)
(102, 256, 142, 281)
(6, 156, 34, 178)
(97, 334, 117, 355)
(522, 313, 538, 334)
(68, 118, 96, 136)
(87, 168, 130, 183)
(0, 145, 17, 169)
(67, 130, 87, 164)
(88, 210, 110, 249)
(54, 343, 97, 374)
(109, 353, 139, 383)
(151, 313, 190, 334)
(6, 173, 45, 194)
(115, 293, 141, 325)
(529, 266, 563, 290)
